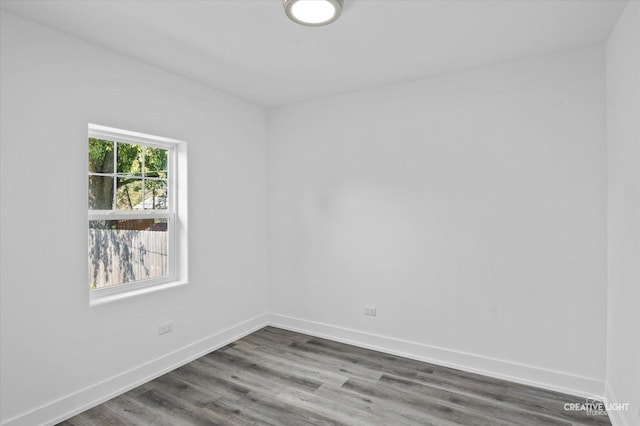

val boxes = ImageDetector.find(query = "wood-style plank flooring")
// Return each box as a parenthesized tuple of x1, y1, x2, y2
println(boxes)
(59, 327, 611, 425)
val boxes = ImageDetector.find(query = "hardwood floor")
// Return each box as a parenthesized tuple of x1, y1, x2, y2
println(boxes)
(59, 327, 611, 425)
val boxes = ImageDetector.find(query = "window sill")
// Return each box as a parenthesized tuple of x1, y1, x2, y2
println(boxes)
(90, 280, 188, 307)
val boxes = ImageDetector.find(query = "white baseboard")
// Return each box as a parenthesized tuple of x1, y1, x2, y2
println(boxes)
(1, 313, 269, 426)
(268, 313, 604, 398)
(605, 382, 631, 426)
(2, 312, 607, 426)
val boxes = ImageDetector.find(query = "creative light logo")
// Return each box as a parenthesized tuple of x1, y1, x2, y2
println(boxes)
(563, 396, 629, 416)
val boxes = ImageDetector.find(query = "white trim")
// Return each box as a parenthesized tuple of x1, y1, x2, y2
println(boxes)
(0, 314, 269, 426)
(88, 123, 184, 149)
(268, 313, 605, 398)
(89, 278, 186, 306)
(605, 382, 631, 426)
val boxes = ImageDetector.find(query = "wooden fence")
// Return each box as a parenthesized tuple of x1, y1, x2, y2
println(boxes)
(89, 229, 168, 288)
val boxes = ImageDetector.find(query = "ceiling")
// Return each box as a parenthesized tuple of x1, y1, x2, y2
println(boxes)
(0, 0, 628, 107)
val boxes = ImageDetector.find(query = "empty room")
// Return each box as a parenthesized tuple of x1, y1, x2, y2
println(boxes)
(0, 0, 638, 425)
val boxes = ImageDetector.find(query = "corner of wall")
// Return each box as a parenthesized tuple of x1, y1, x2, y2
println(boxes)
(604, 1, 640, 426)
(268, 313, 605, 398)
(0, 314, 269, 426)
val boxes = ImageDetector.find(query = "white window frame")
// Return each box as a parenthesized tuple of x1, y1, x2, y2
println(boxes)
(88, 124, 188, 305)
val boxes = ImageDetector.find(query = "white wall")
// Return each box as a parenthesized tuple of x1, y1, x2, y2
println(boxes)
(0, 11, 268, 425)
(268, 47, 607, 396)
(3, 6, 630, 426)
(605, 2, 640, 425)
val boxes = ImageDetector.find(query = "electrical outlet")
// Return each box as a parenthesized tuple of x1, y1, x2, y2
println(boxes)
(364, 306, 377, 316)
(159, 322, 173, 335)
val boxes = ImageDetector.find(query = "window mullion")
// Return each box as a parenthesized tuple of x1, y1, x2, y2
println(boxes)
(88, 211, 172, 220)
(113, 141, 118, 210)
(141, 146, 146, 210)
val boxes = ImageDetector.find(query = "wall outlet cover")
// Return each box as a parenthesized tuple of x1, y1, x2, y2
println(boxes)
(364, 306, 377, 316)
(159, 322, 173, 335)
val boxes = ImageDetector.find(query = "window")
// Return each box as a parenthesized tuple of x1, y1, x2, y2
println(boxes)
(88, 124, 186, 302)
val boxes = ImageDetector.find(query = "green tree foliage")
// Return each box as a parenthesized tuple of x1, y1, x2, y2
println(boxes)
(88, 138, 114, 210)
(88, 138, 168, 213)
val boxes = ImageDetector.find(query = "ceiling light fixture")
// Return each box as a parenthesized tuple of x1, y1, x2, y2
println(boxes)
(283, 0, 343, 27)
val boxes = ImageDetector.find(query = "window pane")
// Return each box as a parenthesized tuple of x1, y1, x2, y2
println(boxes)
(88, 175, 114, 210)
(144, 179, 168, 210)
(89, 219, 169, 289)
(117, 142, 143, 176)
(88, 139, 114, 173)
(145, 147, 168, 178)
(116, 177, 143, 210)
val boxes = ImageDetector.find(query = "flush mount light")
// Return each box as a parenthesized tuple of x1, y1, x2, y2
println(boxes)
(283, 0, 343, 27)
